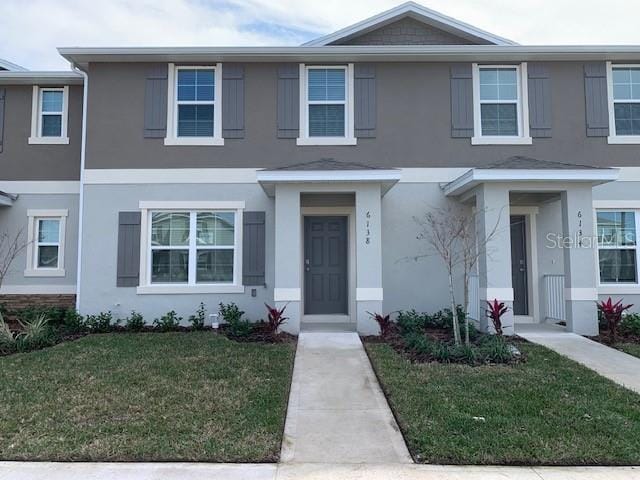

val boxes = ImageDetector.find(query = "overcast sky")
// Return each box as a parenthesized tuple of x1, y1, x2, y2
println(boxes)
(1, 0, 639, 70)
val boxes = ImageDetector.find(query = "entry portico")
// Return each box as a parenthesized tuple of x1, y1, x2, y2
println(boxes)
(445, 158, 619, 336)
(257, 160, 400, 334)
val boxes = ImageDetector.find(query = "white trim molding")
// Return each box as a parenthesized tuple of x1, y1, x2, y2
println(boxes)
(138, 200, 245, 210)
(0, 285, 76, 295)
(84, 169, 258, 185)
(164, 63, 224, 146)
(274, 288, 301, 302)
(480, 287, 514, 302)
(356, 287, 383, 301)
(28, 85, 70, 145)
(24, 209, 68, 278)
(0, 181, 79, 194)
(137, 285, 245, 295)
(471, 63, 532, 146)
(297, 63, 357, 146)
(564, 288, 598, 301)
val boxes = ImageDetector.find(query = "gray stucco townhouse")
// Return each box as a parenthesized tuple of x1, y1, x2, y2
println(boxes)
(1, 2, 640, 335)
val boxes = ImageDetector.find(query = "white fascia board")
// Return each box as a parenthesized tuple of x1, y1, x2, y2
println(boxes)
(0, 58, 28, 71)
(256, 169, 402, 183)
(303, 2, 517, 47)
(0, 71, 83, 85)
(444, 168, 620, 196)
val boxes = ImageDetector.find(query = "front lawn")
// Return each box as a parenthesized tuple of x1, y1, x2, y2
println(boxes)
(365, 341, 640, 465)
(617, 343, 640, 359)
(0, 332, 295, 462)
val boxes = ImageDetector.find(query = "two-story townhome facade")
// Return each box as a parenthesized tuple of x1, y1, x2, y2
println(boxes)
(3, 2, 640, 335)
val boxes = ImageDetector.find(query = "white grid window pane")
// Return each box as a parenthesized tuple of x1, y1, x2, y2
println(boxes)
(613, 68, 640, 101)
(597, 211, 636, 247)
(38, 219, 60, 243)
(177, 69, 214, 102)
(308, 69, 345, 102)
(196, 212, 235, 246)
(42, 91, 63, 112)
(479, 68, 517, 101)
(151, 212, 190, 246)
(37, 246, 59, 268)
(196, 249, 234, 283)
(151, 250, 189, 283)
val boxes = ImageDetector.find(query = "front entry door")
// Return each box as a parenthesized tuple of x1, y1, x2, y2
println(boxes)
(510, 215, 529, 316)
(304, 216, 348, 315)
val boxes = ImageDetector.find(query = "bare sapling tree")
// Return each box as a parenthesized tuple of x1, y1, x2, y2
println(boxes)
(412, 204, 503, 346)
(0, 229, 28, 291)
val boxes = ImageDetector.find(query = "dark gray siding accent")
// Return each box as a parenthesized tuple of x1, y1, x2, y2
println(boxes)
(117, 211, 141, 287)
(528, 63, 552, 138)
(450, 64, 473, 138)
(143, 64, 168, 138)
(243, 211, 265, 286)
(222, 64, 245, 139)
(354, 64, 376, 138)
(277, 64, 299, 138)
(584, 62, 609, 137)
(0, 88, 5, 153)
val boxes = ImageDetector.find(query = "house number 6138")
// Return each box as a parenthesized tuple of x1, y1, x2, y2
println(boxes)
(365, 211, 371, 245)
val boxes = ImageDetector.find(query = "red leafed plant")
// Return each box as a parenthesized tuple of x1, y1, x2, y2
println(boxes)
(597, 297, 633, 342)
(486, 299, 508, 336)
(368, 312, 393, 338)
(265, 303, 288, 336)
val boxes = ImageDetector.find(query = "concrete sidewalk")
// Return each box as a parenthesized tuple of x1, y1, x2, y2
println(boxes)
(2, 462, 639, 480)
(517, 324, 640, 394)
(280, 332, 412, 464)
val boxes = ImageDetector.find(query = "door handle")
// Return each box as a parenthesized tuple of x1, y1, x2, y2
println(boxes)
(305, 258, 310, 272)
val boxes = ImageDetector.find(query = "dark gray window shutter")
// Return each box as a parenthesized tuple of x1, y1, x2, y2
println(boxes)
(277, 64, 299, 138)
(144, 65, 168, 138)
(528, 63, 552, 138)
(450, 64, 473, 138)
(354, 64, 376, 138)
(243, 211, 266, 286)
(584, 62, 609, 137)
(117, 212, 141, 287)
(0, 88, 5, 153)
(222, 64, 245, 138)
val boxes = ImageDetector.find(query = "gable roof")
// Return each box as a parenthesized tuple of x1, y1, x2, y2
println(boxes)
(0, 58, 28, 72)
(303, 2, 517, 47)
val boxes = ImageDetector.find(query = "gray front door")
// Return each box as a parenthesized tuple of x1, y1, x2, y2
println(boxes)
(304, 216, 348, 315)
(510, 215, 529, 316)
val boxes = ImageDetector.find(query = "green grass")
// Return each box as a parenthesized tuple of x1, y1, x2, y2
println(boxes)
(0, 332, 295, 462)
(365, 341, 640, 465)
(617, 342, 640, 359)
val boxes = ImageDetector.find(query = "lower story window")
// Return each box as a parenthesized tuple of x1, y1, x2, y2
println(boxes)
(36, 218, 61, 268)
(597, 210, 639, 284)
(24, 209, 67, 277)
(149, 210, 236, 285)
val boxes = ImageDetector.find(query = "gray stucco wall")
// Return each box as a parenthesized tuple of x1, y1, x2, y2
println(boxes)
(0, 194, 79, 288)
(0, 85, 82, 181)
(85, 61, 640, 170)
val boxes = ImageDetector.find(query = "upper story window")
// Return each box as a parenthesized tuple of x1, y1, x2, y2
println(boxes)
(597, 210, 639, 284)
(471, 64, 531, 145)
(607, 64, 640, 143)
(297, 64, 356, 146)
(28, 86, 69, 145)
(164, 63, 223, 146)
(24, 209, 67, 277)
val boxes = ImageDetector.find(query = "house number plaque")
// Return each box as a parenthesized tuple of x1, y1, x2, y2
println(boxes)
(365, 211, 371, 245)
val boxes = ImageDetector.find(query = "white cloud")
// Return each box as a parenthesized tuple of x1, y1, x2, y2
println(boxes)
(1, 0, 639, 70)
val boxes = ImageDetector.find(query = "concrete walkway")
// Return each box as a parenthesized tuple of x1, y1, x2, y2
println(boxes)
(2, 462, 639, 479)
(517, 324, 640, 394)
(280, 332, 412, 464)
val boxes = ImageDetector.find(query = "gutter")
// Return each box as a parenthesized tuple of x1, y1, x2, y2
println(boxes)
(72, 63, 88, 312)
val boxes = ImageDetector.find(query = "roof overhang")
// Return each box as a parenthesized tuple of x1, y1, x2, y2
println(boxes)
(0, 71, 83, 86)
(443, 168, 620, 197)
(303, 1, 517, 47)
(0, 191, 17, 207)
(58, 45, 640, 69)
(256, 169, 401, 197)
(0, 58, 28, 72)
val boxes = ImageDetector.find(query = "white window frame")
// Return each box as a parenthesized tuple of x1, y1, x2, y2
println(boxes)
(606, 62, 640, 144)
(137, 201, 244, 294)
(297, 63, 356, 146)
(164, 63, 224, 146)
(595, 207, 640, 291)
(471, 63, 532, 145)
(28, 86, 69, 145)
(24, 209, 67, 277)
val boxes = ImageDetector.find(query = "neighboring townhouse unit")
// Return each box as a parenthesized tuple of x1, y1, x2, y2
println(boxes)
(2, 2, 640, 335)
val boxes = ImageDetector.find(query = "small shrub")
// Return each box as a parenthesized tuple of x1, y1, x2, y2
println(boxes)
(432, 342, 451, 363)
(188, 302, 207, 330)
(396, 310, 428, 335)
(451, 344, 477, 364)
(0, 312, 17, 354)
(60, 309, 86, 335)
(486, 299, 509, 336)
(369, 311, 393, 337)
(16, 313, 56, 352)
(620, 313, 640, 337)
(85, 311, 116, 333)
(125, 311, 145, 332)
(265, 303, 288, 336)
(403, 332, 432, 355)
(597, 297, 633, 342)
(478, 335, 514, 363)
(153, 310, 182, 332)
(219, 302, 252, 338)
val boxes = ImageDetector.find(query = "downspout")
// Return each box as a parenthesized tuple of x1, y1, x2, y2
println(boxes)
(72, 63, 88, 312)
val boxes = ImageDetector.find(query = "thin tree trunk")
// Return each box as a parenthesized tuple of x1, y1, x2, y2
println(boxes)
(462, 271, 470, 346)
(448, 270, 461, 346)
